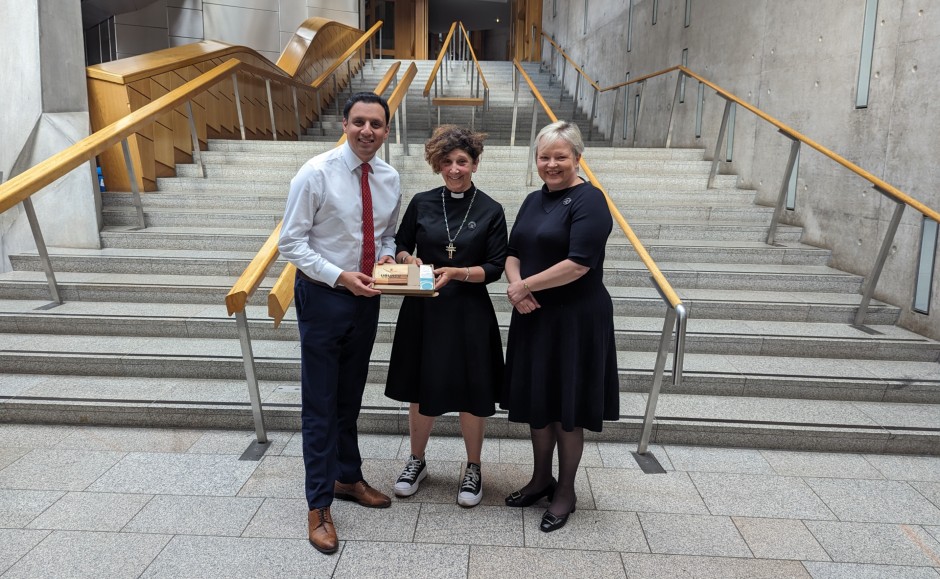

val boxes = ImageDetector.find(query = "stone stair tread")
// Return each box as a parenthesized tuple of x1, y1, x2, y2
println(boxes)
(1, 332, 935, 384)
(3, 375, 937, 438)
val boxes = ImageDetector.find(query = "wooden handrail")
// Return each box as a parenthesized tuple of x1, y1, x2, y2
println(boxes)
(540, 34, 602, 92)
(0, 59, 323, 215)
(458, 22, 489, 91)
(513, 61, 682, 309)
(311, 21, 384, 88)
(423, 22, 459, 97)
(264, 62, 420, 327)
(226, 225, 283, 316)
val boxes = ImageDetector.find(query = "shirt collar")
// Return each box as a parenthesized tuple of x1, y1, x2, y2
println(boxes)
(341, 141, 373, 174)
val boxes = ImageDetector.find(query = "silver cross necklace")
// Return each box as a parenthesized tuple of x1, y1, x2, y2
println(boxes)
(441, 185, 478, 259)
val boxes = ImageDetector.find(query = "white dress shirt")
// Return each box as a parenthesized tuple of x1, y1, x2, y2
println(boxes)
(279, 142, 401, 287)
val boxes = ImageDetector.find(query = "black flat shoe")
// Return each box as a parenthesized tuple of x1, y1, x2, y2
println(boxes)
(504, 478, 557, 507)
(539, 504, 576, 533)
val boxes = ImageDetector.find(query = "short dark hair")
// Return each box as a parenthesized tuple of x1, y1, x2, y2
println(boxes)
(343, 92, 390, 124)
(424, 125, 486, 173)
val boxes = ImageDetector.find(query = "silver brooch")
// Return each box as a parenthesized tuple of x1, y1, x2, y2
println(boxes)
(563, 197, 572, 205)
(468, 221, 477, 230)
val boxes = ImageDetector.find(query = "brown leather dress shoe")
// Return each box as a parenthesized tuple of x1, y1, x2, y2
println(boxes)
(307, 507, 338, 554)
(334, 479, 392, 508)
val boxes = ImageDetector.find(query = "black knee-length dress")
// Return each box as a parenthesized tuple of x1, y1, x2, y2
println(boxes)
(500, 181, 619, 432)
(385, 185, 507, 417)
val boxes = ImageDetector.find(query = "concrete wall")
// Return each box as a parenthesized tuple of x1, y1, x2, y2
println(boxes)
(0, 0, 100, 272)
(115, 0, 361, 62)
(543, 0, 940, 339)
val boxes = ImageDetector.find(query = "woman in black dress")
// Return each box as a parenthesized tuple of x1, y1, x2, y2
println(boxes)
(385, 125, 507, 508)
(501, 120, 618, 532)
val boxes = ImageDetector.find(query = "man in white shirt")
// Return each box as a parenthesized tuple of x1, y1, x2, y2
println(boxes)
(279, 92, 401, 554)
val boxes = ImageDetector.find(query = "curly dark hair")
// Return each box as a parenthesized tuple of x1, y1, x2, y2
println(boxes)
(424, 125, 487, 174)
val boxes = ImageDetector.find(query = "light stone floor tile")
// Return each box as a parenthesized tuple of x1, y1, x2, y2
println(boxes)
(25, 492, 151, 532)
(469, 545, 627, 579)
(802, 561, 940, 579)
(597, 442, 674, 470)
(854, 402, 940, 429)
(639, 512, 752, 557)
(21, 376, 175, 402)
(0, 490, 64, 528)
(367, 458, 464, 505)
(186, 429, 291, 455)
(86, 452, 258, 496)
(0, 424, 75, 449)
(804, 520, 940, 567)
(123, 494, 263, 536)
(760, 450, 886, 479)
(334, 541, 469, 579)
(865, 455, 940, 482)
(689, 472, 837, 520)
(139, 535, 338, 578)
(161, 380, 279, 403)
(415, 503, 523, 547)
(236, 455, 304, 499)
(915, 482, 940, 510)
(352, 433, 405, 460)
(0, 449, 125, 491)
(2, 530, 171, 579)
(618, 553, 812, 578)
(240, 498, 309, 539)
(0, 375, 49, 397)
(926, 526, 940, 545)
(732, 517, 831, 561)
(589, 469, 709, 514)
(0, 529, 50, 574)
(0, 447, 30, 471)
(52, 426, 203, 453)
(663, 445, 775, 475)
(805, 478, 940, 525)
(523, 508, 648, 553)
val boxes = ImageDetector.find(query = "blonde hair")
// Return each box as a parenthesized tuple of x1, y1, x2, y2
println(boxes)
(535, 120, 584, 159)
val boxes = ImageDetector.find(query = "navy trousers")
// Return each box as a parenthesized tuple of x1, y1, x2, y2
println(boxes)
(295, 276, 380, 510)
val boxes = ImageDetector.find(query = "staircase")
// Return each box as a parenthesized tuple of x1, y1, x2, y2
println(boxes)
(1, 60, 937, 455)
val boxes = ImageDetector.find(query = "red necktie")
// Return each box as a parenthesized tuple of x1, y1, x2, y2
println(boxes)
(359, 162, 375, 275)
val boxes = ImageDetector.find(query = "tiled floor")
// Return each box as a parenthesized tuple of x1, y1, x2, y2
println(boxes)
(0, 423, 939, 578)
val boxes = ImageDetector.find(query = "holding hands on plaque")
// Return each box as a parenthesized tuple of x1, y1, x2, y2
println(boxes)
(385, 125, 507, 508)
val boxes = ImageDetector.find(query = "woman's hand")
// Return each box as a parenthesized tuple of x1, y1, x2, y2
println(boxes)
(433, 267, 453, 290)
(506, 279, 532, 304)
(511, 293, 540, 314)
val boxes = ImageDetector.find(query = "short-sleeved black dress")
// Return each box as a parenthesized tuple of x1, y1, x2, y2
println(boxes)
(385, 185, 507, 417)
(500, 181, 619, 432)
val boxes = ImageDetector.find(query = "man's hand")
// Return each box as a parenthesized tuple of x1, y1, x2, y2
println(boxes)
(337, 271, 381, 297)
(377, 255, 395, 265)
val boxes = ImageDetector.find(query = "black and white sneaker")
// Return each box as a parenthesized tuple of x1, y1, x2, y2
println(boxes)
(457, 462, 483, 507)
(394, 455, 428, 497)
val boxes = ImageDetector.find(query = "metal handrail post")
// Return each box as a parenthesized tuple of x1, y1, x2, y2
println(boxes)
(265, 79, 278, 141)
(672, 304, 688, 388)
(855, 197, 906, 326)
(707, 98, 733, 188)
(120, 138, 146, 229)
(315, 87, 324, 136)
(560, 60, 567, 100)
(232, 73, 246, 140)
(633, 80, 647, 146)
(185, 101, 205, 178)
(427, 94, 433, 137)
(482, 87, 488, 130)
(379, 27, 383, 59)
(527, 99, 539, 186)
(402, 93, 410, 156)
(609, 87, 621, 146)
(510, 66, 519, 147)
(549, 41, 556, 85)
(333, 74, 340, 115)
(665, 71, 684, 148)
(766, 138, 801, 245)
(637, 305, 678, 454)
(291, 86, 302, 138)
(572, 70, 581, 118)
(235, 310, 268, 443)
(19, 193, 62, 306)
(588, 86, 598, 140)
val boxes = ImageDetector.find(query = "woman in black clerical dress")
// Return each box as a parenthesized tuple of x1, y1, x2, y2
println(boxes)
(501, 120, 619, 533)
(385, 125, 507, 508)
